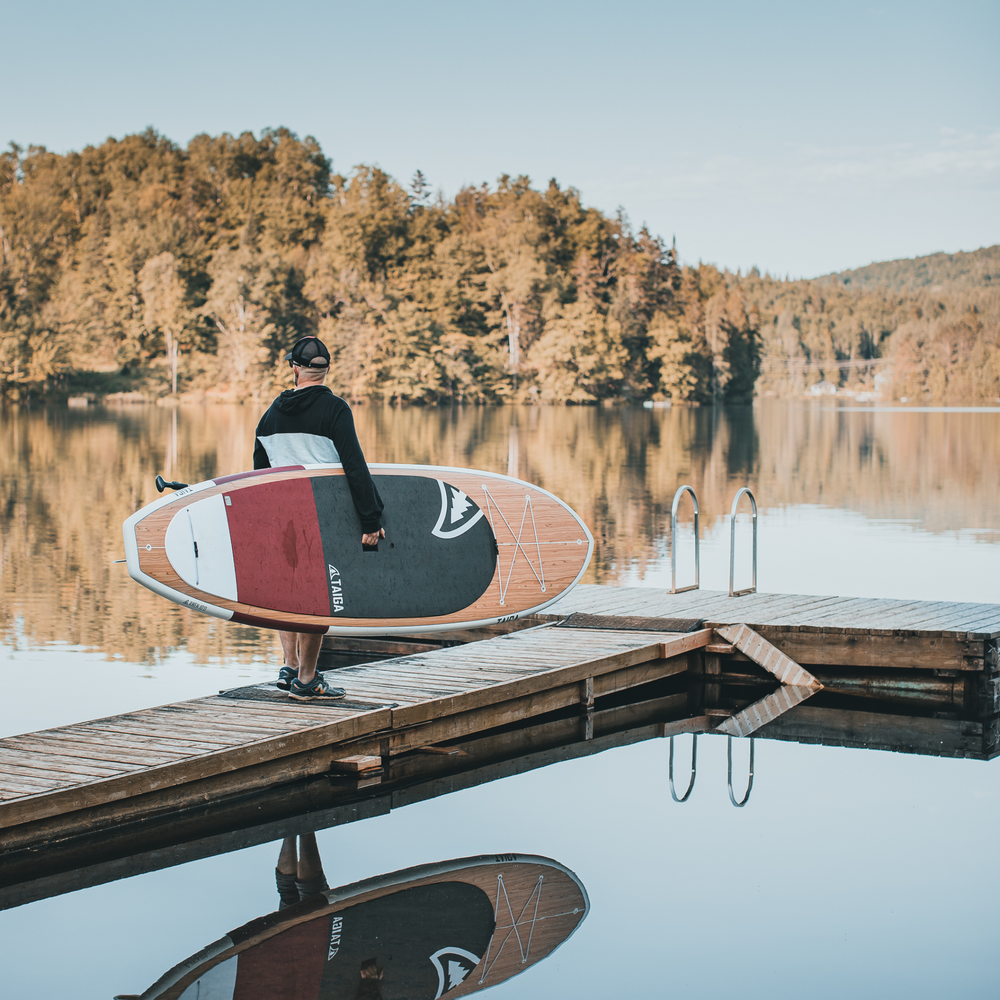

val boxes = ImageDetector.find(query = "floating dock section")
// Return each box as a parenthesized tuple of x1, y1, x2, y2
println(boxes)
(2, 584, 999, 860)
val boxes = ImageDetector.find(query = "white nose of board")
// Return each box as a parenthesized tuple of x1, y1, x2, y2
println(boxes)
(163, 494, 239, 602)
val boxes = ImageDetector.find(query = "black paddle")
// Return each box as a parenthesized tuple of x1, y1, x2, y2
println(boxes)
(155, 475, 190, 492)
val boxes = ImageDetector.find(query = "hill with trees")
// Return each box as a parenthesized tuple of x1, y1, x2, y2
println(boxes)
(0, 129, 759, 406)
(739, 245, 1000, 402)
(821, 244, 1000, 292)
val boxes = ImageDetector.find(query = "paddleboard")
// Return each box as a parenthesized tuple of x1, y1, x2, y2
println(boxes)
(122, 853, 589, 1000)
(123, 465, 593, 635)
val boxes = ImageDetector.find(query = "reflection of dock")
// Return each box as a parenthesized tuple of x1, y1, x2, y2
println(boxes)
(2, 584, 999, 862)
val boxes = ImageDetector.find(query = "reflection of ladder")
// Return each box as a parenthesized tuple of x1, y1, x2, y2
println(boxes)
(668, 733, 757, 807)
(666, 623, 822, 807)
(668, 733, 697, 802)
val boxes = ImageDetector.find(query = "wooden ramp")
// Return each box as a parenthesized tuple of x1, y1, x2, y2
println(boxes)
(0, 625, 710, 843)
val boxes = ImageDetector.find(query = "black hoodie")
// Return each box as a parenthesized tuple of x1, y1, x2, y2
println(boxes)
(253, 385, 384, 532)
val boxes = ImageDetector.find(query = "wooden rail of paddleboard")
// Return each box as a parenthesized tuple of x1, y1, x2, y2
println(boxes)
(0, 628, 710, 833)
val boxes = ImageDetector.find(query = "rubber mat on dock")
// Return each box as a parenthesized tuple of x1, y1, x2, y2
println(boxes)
(556, 612, 706, 633)
(216, 683, 397, 710)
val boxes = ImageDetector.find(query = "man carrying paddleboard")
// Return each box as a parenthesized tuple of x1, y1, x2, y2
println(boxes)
(253, 336, 385, 700)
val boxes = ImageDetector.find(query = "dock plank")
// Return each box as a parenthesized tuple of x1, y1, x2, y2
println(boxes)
(896, 603, 995, 630)
(1, 761, 116, 785)
(4, 736, 194, 767)
(0, 748, 144, 778)
(161, 704, 346, 729)
(1, 775, 66, 796)
(35, 727, 233, 753)
(777, 598, 921, 628)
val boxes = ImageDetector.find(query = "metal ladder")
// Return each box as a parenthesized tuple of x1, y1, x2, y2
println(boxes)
(671, 484, 756, 597)
(728, 487, 757, 597)
(669, 485, 700, 594)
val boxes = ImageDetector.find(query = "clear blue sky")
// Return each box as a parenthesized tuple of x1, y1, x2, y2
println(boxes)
(3, 0, 997, 276)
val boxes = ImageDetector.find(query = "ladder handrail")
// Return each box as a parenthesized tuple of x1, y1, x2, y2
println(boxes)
(728, 486, 757, 597)
(669, 485, 700, 594)
(727, 736, 755, 807)
(668, 734, 697, 802)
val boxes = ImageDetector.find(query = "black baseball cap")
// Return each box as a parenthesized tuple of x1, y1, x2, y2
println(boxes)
(285, 336, 330, 368)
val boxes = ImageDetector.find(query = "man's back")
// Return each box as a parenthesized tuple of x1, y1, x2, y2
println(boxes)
(254, 384, 347, 467)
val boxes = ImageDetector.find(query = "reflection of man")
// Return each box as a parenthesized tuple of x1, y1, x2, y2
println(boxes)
(357, 959, 384, 1000)
(275, 833, 329, 909)
(275, 835, 383, 999)
(253, 336, 385, 701)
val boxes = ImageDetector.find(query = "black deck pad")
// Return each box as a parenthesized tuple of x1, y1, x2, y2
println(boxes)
(556, 612, 706, 632)
(311, 476, 498, 618)
(228, 881, 496, 1000)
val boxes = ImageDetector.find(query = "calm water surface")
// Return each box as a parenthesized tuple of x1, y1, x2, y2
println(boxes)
(2, 401, 1000, 998)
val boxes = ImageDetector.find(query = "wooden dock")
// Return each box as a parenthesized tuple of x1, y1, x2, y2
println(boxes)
(2, 584, 999, 859)
(1, 685, 685, 908)
(3, 652, 994, 909)
(0, 623, 709, 846)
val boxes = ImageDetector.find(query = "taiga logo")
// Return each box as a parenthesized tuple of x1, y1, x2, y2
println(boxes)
(328, 564, 344, 613)
(431, 481, 485, 539)
(429, 947, 480, 998)
(327, 916, 343, 960)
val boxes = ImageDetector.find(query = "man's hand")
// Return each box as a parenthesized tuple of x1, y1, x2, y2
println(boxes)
(360, 960, 383, 980)
(362, 528, 385, 547)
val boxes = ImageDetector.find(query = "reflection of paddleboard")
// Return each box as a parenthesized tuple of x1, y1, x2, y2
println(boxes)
(124, 854, 588, 1000)
(123, 465, 593, 635)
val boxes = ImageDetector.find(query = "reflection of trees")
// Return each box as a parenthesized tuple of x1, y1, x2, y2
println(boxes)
(0, 404, 279, 663)
(2, 401, 998, 661)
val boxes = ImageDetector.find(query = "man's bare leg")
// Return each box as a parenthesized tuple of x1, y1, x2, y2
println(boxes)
(275, 836, 300, 908)
(296, 833, 325, 884)
(279, 631, 302, 670)
(277, 836, 297, 876)
(287, 633, 324, 685)
(278, 631, 324, 680)
(284, 630, 343, 700)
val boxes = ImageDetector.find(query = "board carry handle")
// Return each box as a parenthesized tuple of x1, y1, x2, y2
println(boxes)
(155, 475, 190, 493)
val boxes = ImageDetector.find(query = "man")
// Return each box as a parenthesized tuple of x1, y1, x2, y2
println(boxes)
(253, 336, 385, 700)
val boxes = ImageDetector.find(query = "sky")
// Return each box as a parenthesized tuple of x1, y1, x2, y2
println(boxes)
(2, 0, 997, 277)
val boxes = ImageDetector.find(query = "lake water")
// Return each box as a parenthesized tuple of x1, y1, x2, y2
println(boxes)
(2, 400, 1000, 998)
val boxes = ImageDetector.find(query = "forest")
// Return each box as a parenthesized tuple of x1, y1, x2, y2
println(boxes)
(0, 127, 996, 405)
(747, 250, 1000, 403)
